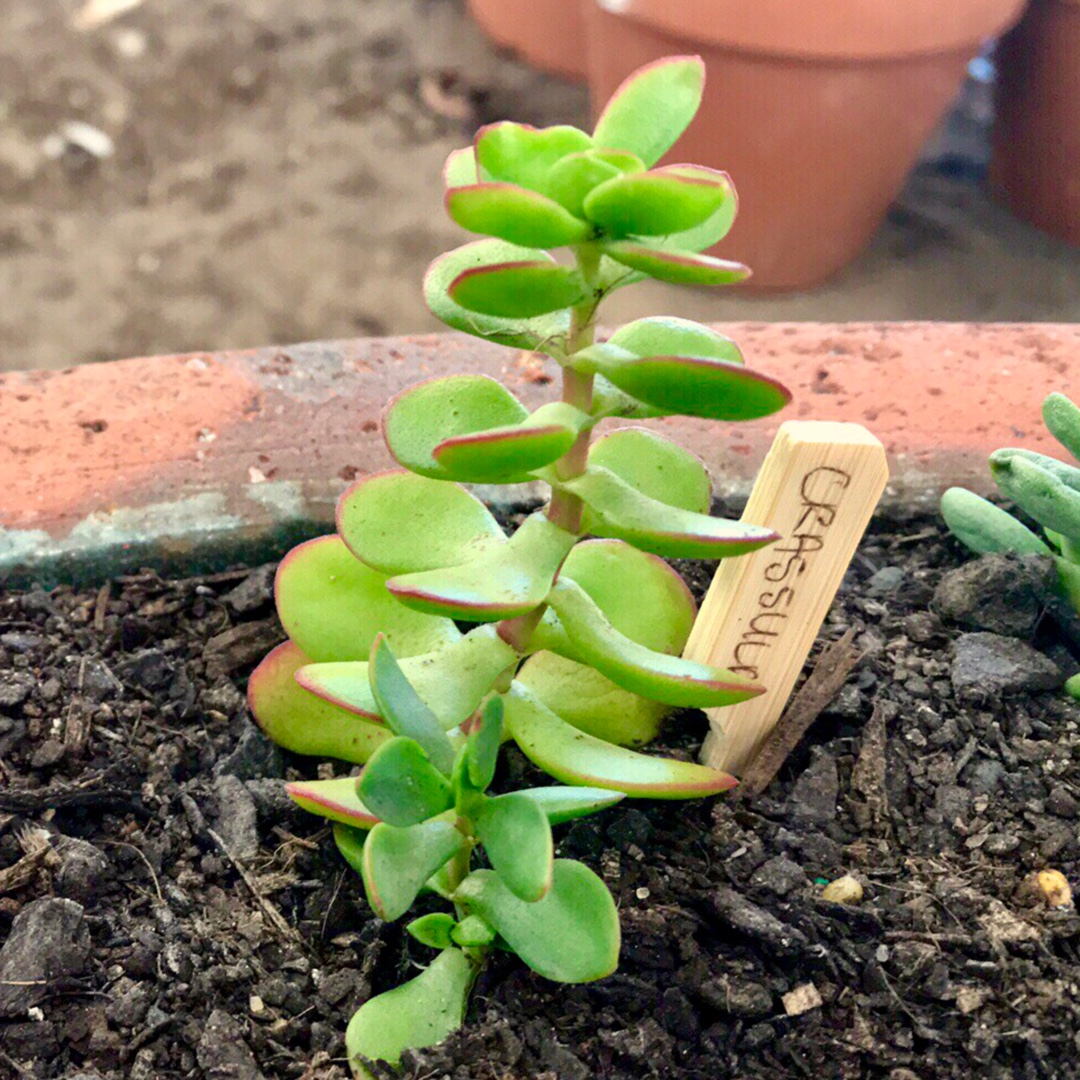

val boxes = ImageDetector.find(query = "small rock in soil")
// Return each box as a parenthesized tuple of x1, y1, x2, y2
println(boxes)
(1046, 787, 1079, 819)
(788, 748, 839, 825)
(56, 837, 110, 904)
(866, 565, 906, 595)
(934, 553, 1054, 637)
(951, 632, 1063, 700)
(696, 973, 774, 1018)
(749, 855, 809, 897)
(196, 1008, 264, 1080)
(0, 898, 91, 1016)
(0, 670, 35, 707)
(215, 722, 284, 781)
(223, 564, 276, 613)
(115, 647, 176, 693)
(212, 774, 260, 860)
(707, 886, 808, 957)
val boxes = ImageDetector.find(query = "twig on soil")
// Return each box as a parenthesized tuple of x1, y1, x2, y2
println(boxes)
(850, 700, 896, 836)
(735, 629, 863, 799)
(208, 827, 303, 946)
(0, 1048, 35, 1077)
(0, 787, 151, 820)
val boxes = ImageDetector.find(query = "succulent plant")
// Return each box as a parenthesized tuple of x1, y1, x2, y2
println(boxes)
(942, 391, 1080, 617)
(247, 55, 792, 1077)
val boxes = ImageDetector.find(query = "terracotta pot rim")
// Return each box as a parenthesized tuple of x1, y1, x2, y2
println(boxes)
(588, 0, 1027, 59)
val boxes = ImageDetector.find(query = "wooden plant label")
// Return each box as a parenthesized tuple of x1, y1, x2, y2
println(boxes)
(684, 421, 889, 775)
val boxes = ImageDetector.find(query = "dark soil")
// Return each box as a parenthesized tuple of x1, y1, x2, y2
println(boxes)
(1, 515, 1079, 1079)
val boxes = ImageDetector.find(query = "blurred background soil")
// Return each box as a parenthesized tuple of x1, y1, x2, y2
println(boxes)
(2, 0, 1080, 373)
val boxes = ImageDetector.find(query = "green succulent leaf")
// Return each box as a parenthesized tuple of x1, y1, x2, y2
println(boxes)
(345, 948, 475, 1073)
(387, 512, 577, 621)
(432, 402, 591, 484)
(275, 536, 460, 662)
(383, 373, 529, 481)
(358, 737, 454, 826)
(296, 625, 517, 729)
(443, 147, 479, 189)
(1043, 392, 1080, 462)
(505, 683, 738, 798)
(608, 316, 744, 364)
(285, 775, 379, 829)
(517, 785, 627, 825)
(338, 470, 506, 576)
(546, 149, 644, 217)
(562, 466, 778, 559)
(1056, 556, 1080, 609)
(990, 453, 1080, 539)
(455, 860, 619, 983)
(586, 428, 712, 514)
(592, 55, 705, 167)
(407, 912, 458, 950)
(447, 183, 592, 248)
(368, 637, 458, 774)
(653, 171, 739, 251)
(992, 449, 1080, 495)
(589, 373, 666, 420)
(424, 239, 571, 350)
(546, 578, 762, 708)
(449, 258, 589, 318)
(583, 165, 730, 238)
(475, 792, 554, 902)
(516, 655, 666, 746)
(467, 696, 504, 791)
(475, 122, 593, 192)
(334, 822, 369, 877)
(450, 914, 497, 948)
(941, 487, 1051, 556)
(601, 240, 750, 286)
(361, 820, 465, 922)
(248, 642, 392, 764)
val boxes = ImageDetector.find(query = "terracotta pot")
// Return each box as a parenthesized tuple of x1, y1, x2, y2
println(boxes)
(585, 0, 1027, 290)
(468, 0, 588, 81)
(990, 0, 1080, 245)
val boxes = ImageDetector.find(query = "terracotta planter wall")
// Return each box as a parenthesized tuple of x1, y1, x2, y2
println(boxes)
(991, 0, 1080, 245)
(468, 0, 588, 81)
(585, 0, 1027, 290)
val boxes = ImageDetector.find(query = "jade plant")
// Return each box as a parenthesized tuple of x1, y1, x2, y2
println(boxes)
(942, 391, 1080, 616)
(246, 56, 792, 1077)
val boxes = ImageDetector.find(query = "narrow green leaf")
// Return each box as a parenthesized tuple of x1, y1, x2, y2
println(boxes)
(338, 470, 506, 576)
(345, 948, 475, 1071)
(368, 638, 456, 775)
(517, 785, 626, 825)
(1043, 392, 1080, 462)
(296, 625, 517, 730)
(583, 165, 729, 238)
(990, 453, 1080, 539)
(248, 642, 391, 764)
(601, 240, 750, 286)
(608, 316, 743, 364)
(546, 578, 762, 708)
(449, 259, 588, 318)
(467, 697, 504, 791)
(358, 737, 454, 826)
(475, 122, 593, 192)
(387, 512, 577, 622)
(447, 183, 592, 247)
(361, 820, 465, 922)
(562, 466, 778, 559)
(275, 535, 460, 662)
(333, 822, 368, 877)
(286, 776, 379, 829)
(423, 239, 571, 350)
(407, 912, 458, 950)
(992, 449, 1080, 495)
(475, 792, 554, 902)
(592, 55, 705, 166)
(455, 860, 619, 982)
(941, 487, 1051, 556)
(504, 684, 738, 798)
(451, 914, 496, 947)
(383, 373, 529, 481)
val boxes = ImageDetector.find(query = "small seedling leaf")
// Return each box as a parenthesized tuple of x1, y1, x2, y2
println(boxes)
(443, 147, 479, 189)
(449, 259, 588, 318)
(407, 912, 458, 950)
(601, 240, 750, 286)
(467, 696, 504, 791)
(504, 683, 738, 798)
(941, 487, 1051, 556)
(475, 792, 554, 902)
(546, 149, 642, 217)
(450, 914, 496, 947)
(338, 470, 506, 576)
(583, 165, 729, 238)
(608, 316, 743, 364)
(990, 453, 1080, 539)
(516, 785, 626, 824)
(592, 55, 705, 167)
(447, 183, 591, 248)
(345, 948, 475, 1071)
(358, 736, 454, 826)
(455, 860, 619, 982)
(475, 122, 593, 192)
(368, 638, 457, 774)
(361, 820, 465, 922)
(1043, 392, 1080, 462)
(286, 775, 380, 829)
